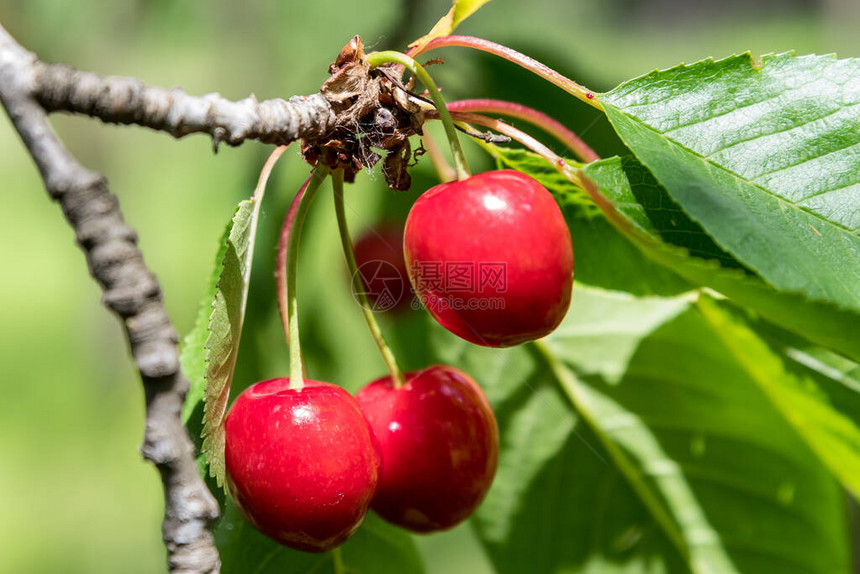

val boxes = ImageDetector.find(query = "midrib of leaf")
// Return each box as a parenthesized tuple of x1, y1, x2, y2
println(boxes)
(698, 297, 860, 500)
(531, 340, 696, 571)
(532, 332, 850, 574)
(332, 548, 345, 574)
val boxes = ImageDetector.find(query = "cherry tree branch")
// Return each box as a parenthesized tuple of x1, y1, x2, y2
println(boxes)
(0, 23, 229, 573)
(10, 34, 336, 149)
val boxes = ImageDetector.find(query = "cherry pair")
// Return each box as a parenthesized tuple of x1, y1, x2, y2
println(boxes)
(223, 169, 573, 552)
(224, 364, 498, 553)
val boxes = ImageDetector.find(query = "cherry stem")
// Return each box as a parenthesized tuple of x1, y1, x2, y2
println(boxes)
(254, 145, 290, 201)
(411, 35, 603, 111)
(366, 50, 471, 181)
(276, 173, 313, 350)
(421, 131, 458, 182)
(447, 99, 600, 163)
(429, 110, 615, 215)
(331, 170, 406, 389)
(286, 164, 330, 390)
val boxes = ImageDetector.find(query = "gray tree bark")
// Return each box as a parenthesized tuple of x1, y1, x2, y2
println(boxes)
(0, 22, 336, 574)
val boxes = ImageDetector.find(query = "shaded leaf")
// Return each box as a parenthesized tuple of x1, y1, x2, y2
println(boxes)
(426, 285, 850, 574)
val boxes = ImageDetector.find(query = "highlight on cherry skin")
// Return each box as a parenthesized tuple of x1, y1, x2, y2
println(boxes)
(404, 170, 575, 347)
(355, 364, 499, 532)
(224, 378, 382, 553)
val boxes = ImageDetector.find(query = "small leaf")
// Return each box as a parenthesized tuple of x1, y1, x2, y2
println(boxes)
(601, 52, 860, 315)
(180, 147, 287, 487)
(408, 0, 491, 54)
(451, 0, 492, 29)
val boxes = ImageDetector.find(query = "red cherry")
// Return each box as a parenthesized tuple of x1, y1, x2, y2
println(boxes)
(355, 365, 499, 532)
(352, 224, 411, 312)
(404, 170, 574, 347)
(224, 378, 382, 553)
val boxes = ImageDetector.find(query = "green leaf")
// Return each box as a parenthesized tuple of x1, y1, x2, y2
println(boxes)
(697, 295, 860, 499)
(180, 221, 231, 432)
(492, 146, 860, 361)
(181, 147, 287, 486)
(582, 156, 860, 362)
(428, 285, 850, 574)
(600, 52, 860, 314)
(477, 375, 688, 574)
(217, 500, 425, 574)
(179, 189, 270, 487)
(202, 196, 267, 487)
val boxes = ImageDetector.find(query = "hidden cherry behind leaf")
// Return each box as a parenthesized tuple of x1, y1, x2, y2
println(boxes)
(224, 378, 382, 553)
(355, 365, 499, 532)
(353, 224, 411, 313)
(404, 170, 574, 347)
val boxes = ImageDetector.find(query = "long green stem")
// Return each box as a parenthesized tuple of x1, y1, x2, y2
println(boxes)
(366, 50, 470, 181)
(447, 99, 600, 163)
(434, 109, 607, 205)
(531, 340, 690, 563)
(410, 35, 603, 111)
(332, 170, 406, 388)
(287, 164, 330, 390)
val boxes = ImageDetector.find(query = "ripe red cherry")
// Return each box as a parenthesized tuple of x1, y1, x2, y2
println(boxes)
(355, 365, 498, 532)
(224, 378, 382, 552)
(404, 170, 574, 347)
(352, 224, 411, 312)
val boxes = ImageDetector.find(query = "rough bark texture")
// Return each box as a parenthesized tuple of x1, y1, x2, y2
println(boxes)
(33, 61, 336, 149)
(0, 22, 343, 574)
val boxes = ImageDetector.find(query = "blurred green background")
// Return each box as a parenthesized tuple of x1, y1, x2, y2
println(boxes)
(1, 0, 859, 572)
